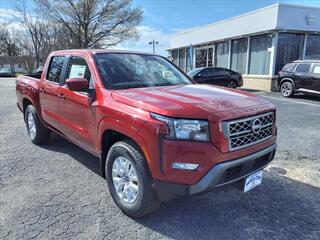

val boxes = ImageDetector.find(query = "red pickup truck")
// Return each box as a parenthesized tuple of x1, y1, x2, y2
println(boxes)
(16, 50, 277, 217)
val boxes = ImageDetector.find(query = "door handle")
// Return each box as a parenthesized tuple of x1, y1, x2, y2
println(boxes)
(58, 93, 65, 100)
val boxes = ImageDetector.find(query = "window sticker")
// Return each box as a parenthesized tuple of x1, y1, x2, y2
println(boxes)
(69, 65, 86, 78)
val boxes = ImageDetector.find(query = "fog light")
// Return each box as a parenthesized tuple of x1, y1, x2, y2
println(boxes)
(172, 162, 199, 170)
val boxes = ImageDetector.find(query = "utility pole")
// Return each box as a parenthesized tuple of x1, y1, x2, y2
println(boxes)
(149, 40, 158, 54)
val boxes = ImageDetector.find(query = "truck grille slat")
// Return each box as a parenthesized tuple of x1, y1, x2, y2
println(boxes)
(222, 112, 274, 151)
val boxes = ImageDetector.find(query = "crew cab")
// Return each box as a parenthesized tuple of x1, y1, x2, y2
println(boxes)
(16, 50, 277, 218)
(278, 60, 320, 97)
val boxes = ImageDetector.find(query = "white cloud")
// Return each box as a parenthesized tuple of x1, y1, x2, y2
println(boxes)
(0, 8, 27, 32)
(117, 25, 173, 56)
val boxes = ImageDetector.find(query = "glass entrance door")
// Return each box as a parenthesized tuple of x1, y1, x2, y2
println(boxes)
(194, 46, 214, 68)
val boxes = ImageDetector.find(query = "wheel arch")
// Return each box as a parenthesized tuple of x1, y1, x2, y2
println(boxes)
(22, 98, 34, 113)
(279, 78, 295, 89)
(98, 123, 150, 179)
(22, 97, 47, 126)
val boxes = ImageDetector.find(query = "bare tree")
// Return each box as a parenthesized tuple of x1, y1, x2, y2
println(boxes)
(15, 33, 37, 72)
(0, 23, 20, 56)
(39, 0, 143, 48)
(0, 23, 8, 54)
(15, 0, 53, 67)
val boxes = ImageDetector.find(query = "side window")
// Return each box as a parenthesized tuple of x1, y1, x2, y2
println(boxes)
(295, 63, 311, 73)
(204, 69, 215, 77)
(282, 63, 296, 72)
(65, 56, 92, 92)
(210, 68, 226, 76)
(46, 56, 65, 83)
(200, 69, 209, 77)
(312, 64, 320, 75)
(202, 69, 224, 77)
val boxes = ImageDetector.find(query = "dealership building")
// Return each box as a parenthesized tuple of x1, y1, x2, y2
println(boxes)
(168, 3, 320, 91)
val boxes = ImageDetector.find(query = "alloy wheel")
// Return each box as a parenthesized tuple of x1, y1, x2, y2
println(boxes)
(27, 112, 36, 139)
(112, 156, 139, 204)
(281, 82, 292, 97)
(227, 81, 236, 88)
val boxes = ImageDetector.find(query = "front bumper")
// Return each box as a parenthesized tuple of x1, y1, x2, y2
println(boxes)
(154, 144, 276, 201)
(237, 77, 243, 87)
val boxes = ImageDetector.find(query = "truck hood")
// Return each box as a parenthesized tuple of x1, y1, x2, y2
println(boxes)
(111, 84, 271, 119)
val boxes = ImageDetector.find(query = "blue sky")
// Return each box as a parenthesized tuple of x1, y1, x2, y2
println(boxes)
(1, 0, 320, 55)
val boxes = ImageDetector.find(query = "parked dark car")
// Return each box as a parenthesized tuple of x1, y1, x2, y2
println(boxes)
(0, 68, 15, 77)
(25, 66, 44, 79)
(278, 60, 320, 97)
(187, 67, 243, 88)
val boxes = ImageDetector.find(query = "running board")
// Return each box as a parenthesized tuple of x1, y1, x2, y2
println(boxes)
(296, 88, 320, 95)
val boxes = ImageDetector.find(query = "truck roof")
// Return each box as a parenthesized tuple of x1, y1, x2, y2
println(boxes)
(51, 49, 155, 56)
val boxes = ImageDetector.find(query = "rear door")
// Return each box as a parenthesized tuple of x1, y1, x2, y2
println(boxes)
(57, 56, 96, 151)
(294, 63, 312, 90)
(39, 55, 66, 131)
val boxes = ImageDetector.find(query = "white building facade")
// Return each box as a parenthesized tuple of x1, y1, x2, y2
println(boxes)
(168, 3, 320, 91)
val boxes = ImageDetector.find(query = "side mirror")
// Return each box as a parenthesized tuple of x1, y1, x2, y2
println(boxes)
(65, 78, 88, 91)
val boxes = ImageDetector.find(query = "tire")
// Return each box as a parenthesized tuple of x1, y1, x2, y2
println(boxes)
(105, 140, 161, 218)
(280, 81, 295, 98)
(24, 105, 50, 145)
(226, 80, 237, 88)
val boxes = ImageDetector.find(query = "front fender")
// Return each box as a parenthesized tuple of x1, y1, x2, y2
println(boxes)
(96, 117, 157, 176)
(279, 78, 295, 89)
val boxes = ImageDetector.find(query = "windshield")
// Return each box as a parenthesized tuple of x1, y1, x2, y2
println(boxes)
(95, 53, 193, 90)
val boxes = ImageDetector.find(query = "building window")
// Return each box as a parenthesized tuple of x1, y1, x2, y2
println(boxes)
(208, 48, 213, 67)
(215, 41, 229, 68)
(275, 33, 304, 74)
(195, 48, 207, 68)
(186, 46, 192, 72)
(305, 34, 320, 60)
(179, 48, 186, 71)
(231, 38, 248, 73)
(172, 50, 178, 65)
(249, 34, 272, 75)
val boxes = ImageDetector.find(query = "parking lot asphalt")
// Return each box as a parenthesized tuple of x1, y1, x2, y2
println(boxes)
(0, 78, 319, 240)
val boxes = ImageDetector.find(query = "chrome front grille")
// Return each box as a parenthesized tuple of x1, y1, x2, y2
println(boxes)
(222, 112, 274, 151)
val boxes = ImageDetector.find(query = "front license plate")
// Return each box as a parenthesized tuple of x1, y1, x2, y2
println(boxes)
(244, 171, 262, 193)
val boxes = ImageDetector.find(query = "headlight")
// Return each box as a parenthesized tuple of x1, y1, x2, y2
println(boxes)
(151, 113, 210, 142)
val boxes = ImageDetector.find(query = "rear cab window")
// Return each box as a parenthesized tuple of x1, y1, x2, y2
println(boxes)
(46, 56, 65, 84)
(295, 63, 311, 73)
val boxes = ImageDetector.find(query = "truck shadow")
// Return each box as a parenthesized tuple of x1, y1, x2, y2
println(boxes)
(293, 93, 320, 102)
(40, 133, 319, 240)
(137, 174, 320, 239)
(40, 133, 101, 176)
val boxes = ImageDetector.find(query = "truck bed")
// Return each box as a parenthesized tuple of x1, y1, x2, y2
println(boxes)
(16, 75, 41, 113)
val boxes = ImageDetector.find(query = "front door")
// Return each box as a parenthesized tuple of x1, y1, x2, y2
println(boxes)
(57, 56, 96, 151)
(39, 55, 66, 131)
